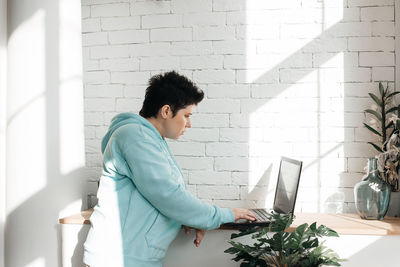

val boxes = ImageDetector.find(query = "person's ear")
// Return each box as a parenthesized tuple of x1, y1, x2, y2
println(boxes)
(160, 105, 171, 119)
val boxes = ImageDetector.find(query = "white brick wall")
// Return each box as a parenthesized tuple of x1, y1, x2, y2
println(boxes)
(82, 0, 397, 213)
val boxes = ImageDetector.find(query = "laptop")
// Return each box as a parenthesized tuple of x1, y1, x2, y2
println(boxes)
(221, 157, 303, 228)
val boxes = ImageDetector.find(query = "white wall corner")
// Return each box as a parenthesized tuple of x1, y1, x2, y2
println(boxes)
(0, 0, 6, 265)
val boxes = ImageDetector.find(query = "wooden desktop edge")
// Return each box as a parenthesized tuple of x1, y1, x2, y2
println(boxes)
(59, 209, 400, 235)
(59, 208, 93, 225)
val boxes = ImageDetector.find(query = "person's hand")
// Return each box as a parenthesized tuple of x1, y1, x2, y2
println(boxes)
(183, 225, 206, 247)
(231, 208, 257, 222)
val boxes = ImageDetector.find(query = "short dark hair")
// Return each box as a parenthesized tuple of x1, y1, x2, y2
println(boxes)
(139, 71, 204, 118)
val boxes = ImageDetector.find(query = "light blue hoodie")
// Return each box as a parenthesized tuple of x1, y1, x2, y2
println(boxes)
(83, 113, 235, 267)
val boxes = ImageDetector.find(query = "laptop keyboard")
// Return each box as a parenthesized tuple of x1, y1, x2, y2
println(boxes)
(250, 209, 270, 221)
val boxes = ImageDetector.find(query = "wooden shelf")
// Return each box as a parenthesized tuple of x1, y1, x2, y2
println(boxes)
(59, 210, 400, 235)
(59, 209, 93, 225)
(290, 213, 400, 235)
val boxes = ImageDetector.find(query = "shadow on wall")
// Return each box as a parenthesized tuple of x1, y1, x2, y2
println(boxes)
(70, 224, 91, 267)
(5, 0, 88, 267)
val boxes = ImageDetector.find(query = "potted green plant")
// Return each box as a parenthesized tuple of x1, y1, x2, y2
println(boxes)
(363, 82, 400, 217)
(224, 212, 343, 267)
(363, 82, 400, 187)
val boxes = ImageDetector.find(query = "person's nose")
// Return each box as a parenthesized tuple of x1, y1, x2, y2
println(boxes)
(186, 119, 191, 128)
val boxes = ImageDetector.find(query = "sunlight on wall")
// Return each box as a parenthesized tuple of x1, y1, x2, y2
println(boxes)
(324, 6, 344, 30)
(25, 257, 45, 267)
(58, 0, 86, 218)
(325, 235, 384, 260)
(59, 0, 85, 176)
(60, 199, 83, 219)
(245, 1, 346, 212)
(7, 9, 47, 212)
(298, 53, 346, 212)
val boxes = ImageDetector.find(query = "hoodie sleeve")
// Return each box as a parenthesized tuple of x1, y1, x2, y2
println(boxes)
(120, 138, 235, 230)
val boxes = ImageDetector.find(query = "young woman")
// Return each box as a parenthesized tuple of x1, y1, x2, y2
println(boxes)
(83, 71, 257, 267)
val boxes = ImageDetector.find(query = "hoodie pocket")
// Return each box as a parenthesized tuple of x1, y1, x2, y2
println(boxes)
(145, 212, 181, 260)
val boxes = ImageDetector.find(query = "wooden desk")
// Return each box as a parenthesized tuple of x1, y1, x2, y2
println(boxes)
(59, 209, 400, 236)
(59, 209, 92, 225)
(290, 213, 400, 235)
(59, 211, 400, 267)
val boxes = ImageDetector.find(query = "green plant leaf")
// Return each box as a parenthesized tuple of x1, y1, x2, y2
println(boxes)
(369, 93, 382, 106)
(363, 123, 382, 136)
(225, 212, 344, 267)
(230, 227, 259, 239)
(224, 247, 240, 254)
(316, 225, 339, 237)
(386, 83, 390, 96)
(365, 109, 382, 121)
(368, 142, 383, 152)
(309, 222, 317, 232)
(287, 223, 308, 250)
(379, 82, 385, 97)
(302, 238, 319, 249)
(387, 91, 400, 99)
(387, 106, 398, 114)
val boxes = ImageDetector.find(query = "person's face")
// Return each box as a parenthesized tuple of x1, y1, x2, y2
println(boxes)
(164, 104, 195, 140)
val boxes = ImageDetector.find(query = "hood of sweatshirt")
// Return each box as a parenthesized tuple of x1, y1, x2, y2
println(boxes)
(101, 113, 162, 154)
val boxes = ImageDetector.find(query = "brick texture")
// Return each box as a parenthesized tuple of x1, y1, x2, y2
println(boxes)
(82, 0, 396, 213)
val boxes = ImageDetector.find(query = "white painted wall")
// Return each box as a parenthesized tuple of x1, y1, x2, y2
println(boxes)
(5, 0, 86, 267)
(61, 223, 400, 267)
(0, 0, 7, 266)
(82, 0, 396, 213)
(1, 0, 399, 266)
(1, 0, 398, 266)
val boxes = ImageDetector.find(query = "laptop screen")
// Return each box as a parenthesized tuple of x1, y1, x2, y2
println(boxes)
(273, 158, 302, 214)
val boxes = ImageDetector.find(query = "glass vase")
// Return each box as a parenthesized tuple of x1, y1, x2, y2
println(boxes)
(354, 157, 391, 220)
